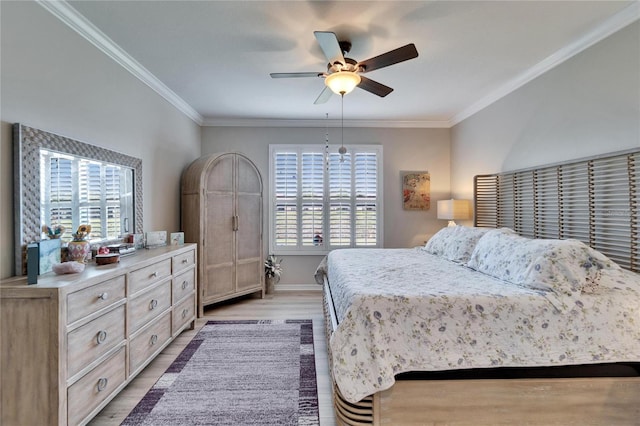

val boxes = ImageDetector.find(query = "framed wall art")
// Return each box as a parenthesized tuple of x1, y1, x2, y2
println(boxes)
(402, 171, 431, 210)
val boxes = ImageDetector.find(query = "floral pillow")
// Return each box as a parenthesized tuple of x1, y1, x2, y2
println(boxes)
(467, 230, 619, 306)
(423, 226, 494, 263)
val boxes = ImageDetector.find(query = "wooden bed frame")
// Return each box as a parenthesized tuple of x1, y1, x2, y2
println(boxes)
(323, 149, 640, 425)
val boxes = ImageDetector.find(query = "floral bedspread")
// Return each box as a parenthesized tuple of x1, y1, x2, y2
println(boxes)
(326, 248, 640, 403)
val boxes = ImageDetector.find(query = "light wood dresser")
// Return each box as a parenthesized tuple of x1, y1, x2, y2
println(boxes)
(0, 244, 197, 426)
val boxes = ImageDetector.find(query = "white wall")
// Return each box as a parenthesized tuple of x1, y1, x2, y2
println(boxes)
(451, 22, 640, 200)
(202, 126, 450, 285)
(0, 1, 201, 278)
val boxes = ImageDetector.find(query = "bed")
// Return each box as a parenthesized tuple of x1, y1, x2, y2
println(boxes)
(319, 149, 640, 425)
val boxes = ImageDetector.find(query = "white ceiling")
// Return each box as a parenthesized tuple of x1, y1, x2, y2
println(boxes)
(52, 1, 639, 127)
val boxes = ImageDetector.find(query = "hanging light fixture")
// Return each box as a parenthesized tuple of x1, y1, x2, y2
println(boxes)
(325, 71, 361, 96)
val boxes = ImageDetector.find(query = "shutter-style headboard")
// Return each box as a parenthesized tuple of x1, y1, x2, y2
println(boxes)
(474, 149, 639, 273)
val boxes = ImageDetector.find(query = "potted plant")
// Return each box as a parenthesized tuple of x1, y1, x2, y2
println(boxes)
(264, 254, 283, 294)
(42, 224, 66, 240)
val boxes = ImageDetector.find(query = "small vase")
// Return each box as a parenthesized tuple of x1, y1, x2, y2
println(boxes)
(68, 240, 90, 263)
(265, 275, 279, 294)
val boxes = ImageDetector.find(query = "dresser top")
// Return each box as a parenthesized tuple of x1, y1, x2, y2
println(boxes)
(1, 243, 196, 291)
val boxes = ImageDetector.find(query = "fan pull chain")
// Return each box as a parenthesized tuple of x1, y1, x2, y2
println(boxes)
(339, 93, 347, 162)
(325, 113, 330, 172)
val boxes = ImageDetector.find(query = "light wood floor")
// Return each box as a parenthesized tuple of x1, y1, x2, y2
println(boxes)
(89, 290, 336, 426)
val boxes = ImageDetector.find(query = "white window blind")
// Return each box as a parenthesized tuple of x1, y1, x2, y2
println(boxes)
(40, 150, 131, 241)
(270, 144, 383, 254)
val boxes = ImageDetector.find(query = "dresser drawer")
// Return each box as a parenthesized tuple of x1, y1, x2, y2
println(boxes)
(128, 258, 171, 295)
(67, 305, 125, 379)
(67, 347, 126, 426)
(67, 275, 125, 324)
(172, 293, 195, 335)
(173, 268, 195, 303)
(129, 313, 172, 374)
(172, 249, 195, 274)
(128, 280, 171, 333)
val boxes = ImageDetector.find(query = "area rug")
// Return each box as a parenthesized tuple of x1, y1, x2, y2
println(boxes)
(121, 319, 319, 425)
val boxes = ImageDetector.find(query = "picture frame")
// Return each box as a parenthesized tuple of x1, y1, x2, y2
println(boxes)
(132, 233, 145, 249)
(145, 231, 167, 248)
(170, 232, 184, 246)
(402, 171, 431, 210)
(39, 239, 61, 275)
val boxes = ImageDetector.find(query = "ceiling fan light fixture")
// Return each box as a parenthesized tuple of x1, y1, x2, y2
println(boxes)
(325, 71, 361, 95)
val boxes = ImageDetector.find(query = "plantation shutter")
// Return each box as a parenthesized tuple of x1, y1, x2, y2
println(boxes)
(79, 160, 103, 238)
(329, 153, 352, 246)
(44, 155, 74, 234)
(274, 152, 298, 246)
(354, 152, 378, 246)
(301, 153, 324, 246)
(105, 165, 122, 238)
(270, 144, 382, 254)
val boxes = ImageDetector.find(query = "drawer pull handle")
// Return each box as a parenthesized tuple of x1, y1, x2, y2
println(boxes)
(150, 334, 158, 345)
(98, 292, 108, 301)
(182, 258, 188, 264)
(97, 377, 108, 392)
(96, 330, 108, 344)
(149, 299, 158, 310)
(182, 308, 189, 319)
(150, 272, 158, 278)
(181, 280, 188, 290)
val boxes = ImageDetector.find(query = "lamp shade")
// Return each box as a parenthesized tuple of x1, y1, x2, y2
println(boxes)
(325, 71, 361, 95)
(437, 199, 471, 220)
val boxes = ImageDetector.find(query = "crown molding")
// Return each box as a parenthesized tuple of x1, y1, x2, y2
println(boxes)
(36, 0, 204, 125)
(450, 1, 640, 126)
(202, 118, 452, 128)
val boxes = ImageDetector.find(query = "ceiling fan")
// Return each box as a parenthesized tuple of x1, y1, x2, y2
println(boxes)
(270, 31, 419, 104)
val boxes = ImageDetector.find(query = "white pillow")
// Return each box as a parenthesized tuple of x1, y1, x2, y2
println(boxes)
(424, 226, 492, 263)
(466, 230, 537, 282)
(467, 230, 619, 301)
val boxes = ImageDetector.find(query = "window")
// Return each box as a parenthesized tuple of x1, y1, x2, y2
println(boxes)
(40, 150, 134, 241)
(269, 144, 383, 254)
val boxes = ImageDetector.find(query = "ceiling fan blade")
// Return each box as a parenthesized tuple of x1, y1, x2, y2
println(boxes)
(357, 43, 418, 73)
(357, 76, 393, 97)
(313, 86, 333, 104)
(270, 72, 322, 78)
(314, 31, 345, 66)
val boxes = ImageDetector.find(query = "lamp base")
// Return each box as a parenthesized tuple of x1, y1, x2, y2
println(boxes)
(447, 220, 457, 227)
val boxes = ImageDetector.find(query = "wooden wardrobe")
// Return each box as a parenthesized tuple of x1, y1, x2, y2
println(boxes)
(181, 153, 263, 316)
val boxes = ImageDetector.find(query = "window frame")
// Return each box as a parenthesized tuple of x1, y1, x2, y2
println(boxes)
(269, 143, 384, 255)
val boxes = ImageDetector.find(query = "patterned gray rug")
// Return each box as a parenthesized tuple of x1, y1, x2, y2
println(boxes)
(121, 320, 319, 425)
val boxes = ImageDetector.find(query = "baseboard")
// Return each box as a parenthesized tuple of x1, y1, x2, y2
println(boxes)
(275, 283, 322, 292)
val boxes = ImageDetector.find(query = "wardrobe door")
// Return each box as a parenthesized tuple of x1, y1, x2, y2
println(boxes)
(235, 155, 263, 293)
(203, 154, 235, 303)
